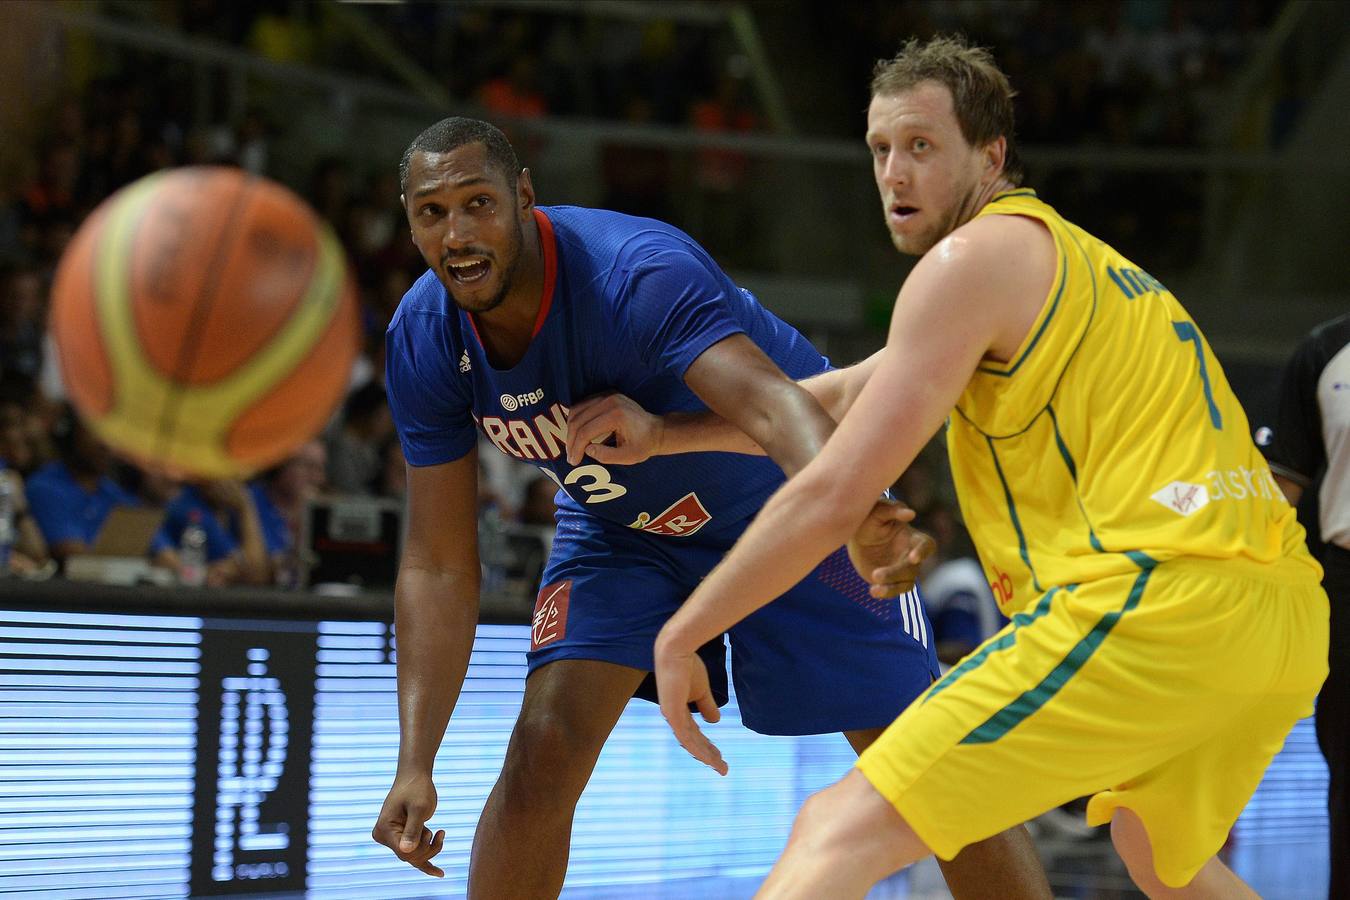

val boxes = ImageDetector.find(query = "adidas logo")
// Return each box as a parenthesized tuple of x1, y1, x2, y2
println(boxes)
(459, 351, 472, 373)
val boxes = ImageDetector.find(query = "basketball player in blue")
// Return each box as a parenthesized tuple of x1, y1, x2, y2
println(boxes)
(370, 117, 1049, 898)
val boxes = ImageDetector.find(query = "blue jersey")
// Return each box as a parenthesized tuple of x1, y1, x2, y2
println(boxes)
(386, 206, 828, 544)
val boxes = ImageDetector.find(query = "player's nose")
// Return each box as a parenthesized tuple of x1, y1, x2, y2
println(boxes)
(879, 154, 910, 189)
(441, 210, 476, 249)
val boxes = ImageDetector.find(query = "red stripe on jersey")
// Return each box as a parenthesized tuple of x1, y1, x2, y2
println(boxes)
(531, 208, 557, 339)
(464, 207, 558, 353)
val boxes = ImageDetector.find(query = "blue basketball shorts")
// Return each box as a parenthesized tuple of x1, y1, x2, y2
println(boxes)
(526, 510, 941, 736)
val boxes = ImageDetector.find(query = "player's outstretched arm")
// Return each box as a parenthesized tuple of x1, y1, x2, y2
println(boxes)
(799, 349, 885, 419)
(655, 217, 1055, 770)
(570, 334, 837, 473)
(564, 392, 764, 466)
(680, 333, 838, 478)
(566, 352, 885, 465)
(372, 449, 483, 878)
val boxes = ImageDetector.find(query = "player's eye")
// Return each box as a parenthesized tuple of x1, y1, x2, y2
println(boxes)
(911, 138, 931, 153)
(419, 204, 442, 218)
(872, 143, 889, 158)
(469, 195, 493, 210)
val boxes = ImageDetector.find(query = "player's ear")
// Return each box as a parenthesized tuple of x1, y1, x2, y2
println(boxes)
(400, 193, 415, 239)
(516, 168, 535, 212)
(982, 137, 1007, 180)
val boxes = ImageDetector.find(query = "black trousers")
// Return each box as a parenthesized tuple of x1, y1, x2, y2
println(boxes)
(1318, 545, 1350, 900)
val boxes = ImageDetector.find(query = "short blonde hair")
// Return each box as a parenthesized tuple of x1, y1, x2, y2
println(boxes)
(871, 36, 1023, 185)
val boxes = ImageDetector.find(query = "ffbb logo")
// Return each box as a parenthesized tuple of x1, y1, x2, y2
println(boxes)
(499, 388, 545, 412)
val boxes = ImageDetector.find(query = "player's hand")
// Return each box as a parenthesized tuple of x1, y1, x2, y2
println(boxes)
(653, 632, 728, 776)
(371, 771, 446, 878)
(848, 499, 936, 598)
(565, 393, 664, 466)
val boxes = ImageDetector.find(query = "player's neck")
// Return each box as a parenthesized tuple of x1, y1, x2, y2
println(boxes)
(960, 177, 1018, 227)
(470, 215, 546, 368)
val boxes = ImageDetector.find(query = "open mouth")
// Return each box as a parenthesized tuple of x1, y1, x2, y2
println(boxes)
(890, 205, 919, 225)
(447, 258, 492, 285)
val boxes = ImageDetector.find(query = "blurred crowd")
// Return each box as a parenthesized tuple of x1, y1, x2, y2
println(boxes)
(144, 0, 1286, 145)
(132, 1, 745, 127)
(0, 63, 556, 592)
(830, 0, 1281, 147)
(816, 0, 1285, 273)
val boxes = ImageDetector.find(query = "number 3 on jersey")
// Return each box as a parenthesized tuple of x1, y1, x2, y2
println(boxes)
(1172, 320, 1223, 430)
(543, 464, 628, 504)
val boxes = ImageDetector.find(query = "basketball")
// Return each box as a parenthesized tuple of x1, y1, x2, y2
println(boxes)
(48, 166, 360, 479)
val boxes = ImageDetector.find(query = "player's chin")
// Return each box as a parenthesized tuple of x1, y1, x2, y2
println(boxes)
(448, 280, 508, 313)
(888, 229, 936, 257)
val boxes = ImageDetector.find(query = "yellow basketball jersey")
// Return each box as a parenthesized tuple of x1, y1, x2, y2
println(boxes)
(948, 189, 1320, 614)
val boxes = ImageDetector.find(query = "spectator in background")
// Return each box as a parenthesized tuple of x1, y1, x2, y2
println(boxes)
(253, 439, 327, 583)
(0, 394, 45, 477)
(247, 5, 317, 65)
(505, 474, 558, 589)
(0, 464, 49, 574)
(517, 475, 558, 529)
(310, 157, 352, 230)
(25, 410, 139, 564)
(235, 108, 270, 176)
(688, 66, 760, 264)
(344, 172, 402, 269)
(102, 110, 151, 193)
(476, 434, 542, 518)
(477, 57, 549, 120)
(0, 261, 46, 387)
(125, 463, 180, 509)
(890, 447, 1005, 665)
(1263, 313, 1350, 899)
(601, 94, 674, 222)
(153, 480, 276, 587)
(20, 142, 81, 228)
(326, 382, 394, 495)
(920, 563, 997, 665)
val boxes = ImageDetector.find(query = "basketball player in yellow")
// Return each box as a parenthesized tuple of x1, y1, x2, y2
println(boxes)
(565, 35, 1330, 898)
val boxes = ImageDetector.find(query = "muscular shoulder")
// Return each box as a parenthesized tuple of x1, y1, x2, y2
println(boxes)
(546, 206, 693, 268)
(612, 227, 710, 279)
(927, 214, 1054, 296)
(604, 231, 728, 319)
(909, 213, 1057, 361)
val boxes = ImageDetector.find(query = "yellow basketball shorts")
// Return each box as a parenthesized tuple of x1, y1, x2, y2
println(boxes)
(856, 554, 1329, 888)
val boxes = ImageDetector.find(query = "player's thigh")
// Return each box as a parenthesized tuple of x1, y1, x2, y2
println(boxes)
(728, 547, 939, 736)
(526, 517, 730, 703)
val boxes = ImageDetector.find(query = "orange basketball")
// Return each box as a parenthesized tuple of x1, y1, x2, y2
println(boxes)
(49, 167, 360, 479)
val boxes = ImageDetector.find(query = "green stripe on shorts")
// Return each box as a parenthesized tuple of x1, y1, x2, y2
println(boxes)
(959, 563, 1155, 745)
(923, 587, 1063, 706)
